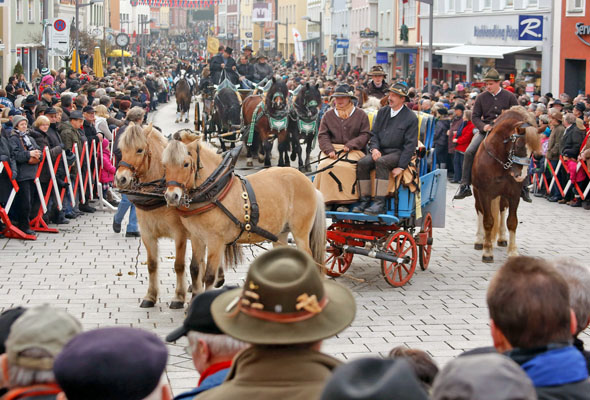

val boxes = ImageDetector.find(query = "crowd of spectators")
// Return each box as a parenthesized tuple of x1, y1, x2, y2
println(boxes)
(0, 248, 589, 400)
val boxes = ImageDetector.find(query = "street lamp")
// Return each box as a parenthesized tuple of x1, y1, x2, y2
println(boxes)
(302, 13, 322, 71)
(75, 0, 104, 73)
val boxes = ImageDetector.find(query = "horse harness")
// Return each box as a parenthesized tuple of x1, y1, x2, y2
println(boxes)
(289, 99, 320, 147)
(483, 124, 531, 170)
(246, 94, 289, 146)
(167, 145, 278, 245)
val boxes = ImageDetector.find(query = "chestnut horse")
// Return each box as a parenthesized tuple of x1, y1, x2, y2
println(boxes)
(242, 77, 289, 167)
(161, 137, 326, 287)
(472, 106, 540, 262)
(175, 75, 191, 123)
(115, 125, 223, 308)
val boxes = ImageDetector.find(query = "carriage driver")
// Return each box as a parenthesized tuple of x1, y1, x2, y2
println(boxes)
(353, 83, 418, 216)
(314, 85, 371, 211)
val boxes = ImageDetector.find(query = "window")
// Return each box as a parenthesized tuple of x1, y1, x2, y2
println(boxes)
(447, 0, 454, 12)
(526, 0, 538, 5)
(567, 0, 585, 13)
(39, 0, 44, 21)
(16, 0, 23, 22)
(28, 0, 34, 22)
(503, 0, 514, 8)
(465, 0, 473, 9)
(483, 0, 492, 8)
(398, 0, 416, 28)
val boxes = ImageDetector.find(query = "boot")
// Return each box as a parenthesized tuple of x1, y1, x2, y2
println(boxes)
(520, 185, 532, 203)
(454, 184, 472, 200)
(352, 180, 372, 213)
(364, 179, 389, 216)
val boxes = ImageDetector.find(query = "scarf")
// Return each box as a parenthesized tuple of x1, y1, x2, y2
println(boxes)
(335, 101, 354, 120)
(17, 130, 34, 150)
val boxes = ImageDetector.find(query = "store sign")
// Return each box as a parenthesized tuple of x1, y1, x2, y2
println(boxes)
(245, 32, 252, 38)
(336, 39, 349, 49)
(474, 24, 519, 41)
(252, 3, 272, 23)
(360, 40, 375, 55)
(518, 15, 543, 41)
(360, 28, 378, 38)
(575, 22, 590, 46)
(376, 51, 388, 64)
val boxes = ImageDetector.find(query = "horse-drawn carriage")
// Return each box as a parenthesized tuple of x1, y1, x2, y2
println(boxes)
(324, 113, 447, 287)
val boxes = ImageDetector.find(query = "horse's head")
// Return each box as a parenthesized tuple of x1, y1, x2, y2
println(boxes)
(162, 138, 200, 207)
(266, 77, 289, 114)
(297, 83, 321, 118)
(115, 123, 160, 189)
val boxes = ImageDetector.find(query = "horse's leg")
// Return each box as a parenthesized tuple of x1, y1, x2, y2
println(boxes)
(140, 234, 159, 308)
(305, 135, 313, 172)
(203, 242, 224, 291)
(170, 236, 187, 309)
(274, 232, 289, 248)
(482, 196, 500, 263)
(175, 104, 180, 123)
(246, 146, 254, 167)
(277, 140, 286, 167)
(473, 188, 484, 250)
(497, 198, 508, 247)
(263, 139, 273, 167)
(185, 106, 189, 123)
(507, 197, 520, 257)
(189, 236, 207, 296)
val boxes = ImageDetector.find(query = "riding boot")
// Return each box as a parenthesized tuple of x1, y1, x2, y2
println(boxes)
(364, 179, 389, 216)
(454, 184, 473, 200)
(520, 185, 532, 203)
(352, 180, 372, 213)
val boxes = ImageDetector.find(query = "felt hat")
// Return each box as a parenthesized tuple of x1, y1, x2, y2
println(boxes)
(387, 82, 410, 101)
(482, 68, 501, 81)
(548, 108, 562, 122)
(82, 105, 95, 113)
(321, 358, 429, 400)
(24, 94, 38, 106)
(575, 102, 586, 112)
(368, 65, 387, 77)
(210, 247, 356, 345)
(0, 307, 27, 354)
(452, 102, 465, 111)
(330, 85, 357, 101)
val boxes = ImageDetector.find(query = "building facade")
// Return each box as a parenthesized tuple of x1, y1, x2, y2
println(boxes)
(240, 0, 253, 51)
(331, 0, 349, 68)
(277, 0, 307, 60)
(349, 0, 378, 72)
(419, 0, 554, 94)
(559, 0, 589, 97)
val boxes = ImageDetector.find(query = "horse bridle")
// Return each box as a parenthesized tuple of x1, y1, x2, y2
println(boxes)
(117, 149, 152, 185)
(165, 143, 202, 207)
(483, 124, 531, 170)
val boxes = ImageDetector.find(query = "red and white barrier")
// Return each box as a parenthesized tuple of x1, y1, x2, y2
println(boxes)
(0, 161, 36, 240)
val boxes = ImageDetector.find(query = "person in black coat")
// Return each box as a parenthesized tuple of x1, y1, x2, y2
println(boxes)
(8, 115, 41, 235)
(237, 56, 255, 89)
(433, 107, 451, 169)
(210, 47, 239, 85)
(0, 127, 18, 212)
(354, 83, 418, 216)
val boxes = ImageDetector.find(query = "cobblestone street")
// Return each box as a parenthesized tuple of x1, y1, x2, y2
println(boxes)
(1, 100, 588, 396)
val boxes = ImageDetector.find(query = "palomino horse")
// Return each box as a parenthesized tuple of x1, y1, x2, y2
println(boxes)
(284, 83, 322, 171)
(472, 106, 540, 262)
(161, 137, 326, 287)
(115, 124, 219, 308)
(175, 75, 191, 123)
(242, 77, 289, 167)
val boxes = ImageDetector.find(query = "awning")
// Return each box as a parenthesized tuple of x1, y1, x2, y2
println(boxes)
(435, 45, 533, 59)
(376, 47, 417, 54)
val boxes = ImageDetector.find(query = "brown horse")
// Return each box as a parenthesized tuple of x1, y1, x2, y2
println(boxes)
(472, 106, 540, 263)
(175, 75, 191, 123)
(242, 77, 289, 167)
(161, 137, 326, 287)
(115, 124, 213, 308)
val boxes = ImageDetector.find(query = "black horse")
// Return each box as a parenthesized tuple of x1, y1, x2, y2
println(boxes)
(212, 88, 242, 152)
(282, 83, 322, 171)
(242, 77, 289, 167)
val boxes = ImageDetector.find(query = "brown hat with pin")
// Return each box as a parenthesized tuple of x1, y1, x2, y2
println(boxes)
(482, 68, 501, 81)
(368, 65, 387, 77)
(387, 82, 410, 101)
(210, 247, 356, 345)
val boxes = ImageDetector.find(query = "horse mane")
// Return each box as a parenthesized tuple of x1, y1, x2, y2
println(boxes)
(494, 106, 541, 153)
(362, 96, 382, 112)
(265, 78, 288, 110)
(172, 129, 201, 142)
(162, 139, 190, 166)
(119, 123, 166, 153)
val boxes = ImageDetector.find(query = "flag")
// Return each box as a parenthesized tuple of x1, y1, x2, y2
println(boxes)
(207, 36, 219, 55)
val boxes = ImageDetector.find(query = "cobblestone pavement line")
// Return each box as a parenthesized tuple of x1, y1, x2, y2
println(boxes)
(1, 99, 587, 395)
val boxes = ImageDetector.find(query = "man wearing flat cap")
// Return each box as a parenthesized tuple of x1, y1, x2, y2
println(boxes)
(454, 68, 519, 201)
(166, 288, 248, 399)
(197, 247, 356, 400)
(353, 82, 418, 215)
(365, 66, 389, 99)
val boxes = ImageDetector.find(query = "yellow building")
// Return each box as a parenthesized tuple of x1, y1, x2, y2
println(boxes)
(277, 0, 307, 59)
(240, 0, 253, 51)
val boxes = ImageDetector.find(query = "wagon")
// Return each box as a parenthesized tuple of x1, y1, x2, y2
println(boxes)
(324, 112, 447, 287)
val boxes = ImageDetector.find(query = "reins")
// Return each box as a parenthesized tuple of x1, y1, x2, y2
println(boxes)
(483, 127, 530, 170)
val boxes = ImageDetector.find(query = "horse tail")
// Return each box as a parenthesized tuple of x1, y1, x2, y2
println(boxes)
(224, 243, 243, 268)
(490, 196, 501, 243)
(309, 189, 327, 270)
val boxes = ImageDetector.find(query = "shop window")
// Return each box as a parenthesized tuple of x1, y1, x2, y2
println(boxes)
(514, 57, 541, 93)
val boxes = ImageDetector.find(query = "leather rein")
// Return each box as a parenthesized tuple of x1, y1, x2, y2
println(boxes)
(483, 123, 531, 170)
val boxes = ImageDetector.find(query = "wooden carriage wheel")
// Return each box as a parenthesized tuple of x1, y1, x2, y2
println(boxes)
(419, 213, 433, 271)
(325, 243, 354, 277)
(381, 230, 417, 287)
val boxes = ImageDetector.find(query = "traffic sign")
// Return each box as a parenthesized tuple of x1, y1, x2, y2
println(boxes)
(54, 19, 66, 32)
(49, 18, 70, 56)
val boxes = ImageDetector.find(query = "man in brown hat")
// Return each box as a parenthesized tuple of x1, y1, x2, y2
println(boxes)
(454, 68, 520, 201)
(365, 66, 389, 99)
(197, 247, 356, 400)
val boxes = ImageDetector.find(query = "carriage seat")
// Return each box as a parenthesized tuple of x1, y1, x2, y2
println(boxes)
(369, 142, 425, 197)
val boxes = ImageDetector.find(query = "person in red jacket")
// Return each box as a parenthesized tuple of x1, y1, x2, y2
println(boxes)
(452, 109, 475, 183)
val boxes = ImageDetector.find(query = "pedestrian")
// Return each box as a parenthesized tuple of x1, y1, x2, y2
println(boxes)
(452, 109, 475, 184)
(433, 107, 451, 170)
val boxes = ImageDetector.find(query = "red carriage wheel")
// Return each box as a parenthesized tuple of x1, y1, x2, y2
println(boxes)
(419, 213, 433, 271)
(325, 244, 354, 277)
(381, 231, 417, 287)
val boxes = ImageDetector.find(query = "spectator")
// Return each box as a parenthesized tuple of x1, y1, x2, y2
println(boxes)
(0, 89, 15, 110)
(434, 107, 451, 170)
(54, 327, 171, 400)
(448, 103, 465, 180)
(561, 113, 586, 206)
(452, 109, 475, 184)
(2, 109, 22, 135)
(432, 353, 536, 400)
(487, 256, 590, 398)
(40, 88, 55, 109)
(166, 288, 248, 399)
(59, 95, 73, 121)
(22, 95, 38, 126)
(321, 357, 429, 400)
(197, 247, 356, 400)
(2, 305, 82, 400)
(546, 109, 566, 202)
(8, 115, 41, 235)
(99, 138, 118, 207)
(93, 105, 112, 141)
(389, 346, 439, 391)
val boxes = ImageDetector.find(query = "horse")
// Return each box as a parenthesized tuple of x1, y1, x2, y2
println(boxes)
(283, 83, 322, 171)
(472, 106, 540, 263)
(355, 86, 386, 111)
(115, 124, 222, 308)
(241, 77, 289, 167)
(212, 87, 242, 153)
(161, 137, 327, 287)
(175, 74, 191, 123)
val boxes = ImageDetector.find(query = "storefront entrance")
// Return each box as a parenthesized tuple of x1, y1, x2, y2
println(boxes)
(564, 59, 586, 98)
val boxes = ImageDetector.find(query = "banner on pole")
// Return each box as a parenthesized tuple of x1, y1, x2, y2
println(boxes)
(207, 36, 219, 55)
(292, 28, 304, 62)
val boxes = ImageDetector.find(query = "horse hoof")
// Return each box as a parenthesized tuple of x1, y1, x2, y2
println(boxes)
(185, 119, 189, 123)
(482, 255, 494, 263)
(290, 153, 297, 162)
(264, 163, 271, 168)
(246, 161, 253, 167)
(175, 120, 179, 123)
(497, 240, 508, 247)
(215, 278, 225, 288)
(474, 243, 484, 250)
(305, 165, 312, 172)
(140, 300, 155, 308)
(169, 301, 184, 309)
(187, 285, 192, 293)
